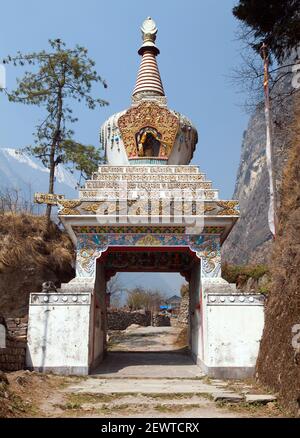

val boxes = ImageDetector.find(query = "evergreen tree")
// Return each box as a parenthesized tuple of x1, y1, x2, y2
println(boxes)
(1, 39, 108, 230)
(233, 0, 300, 61)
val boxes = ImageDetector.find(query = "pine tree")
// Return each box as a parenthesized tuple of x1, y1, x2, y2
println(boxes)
(233, 0, 300, 61)
(1, 39, 108, 231)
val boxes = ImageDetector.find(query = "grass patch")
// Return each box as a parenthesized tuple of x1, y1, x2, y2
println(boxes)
(55, 402, 82, 411)
(216, 400, 286, 417)
(222, 263, 270, 291)
(66, 392, 136, 405)
(154, 403, 205, 413)
(147, 392, 214, 401)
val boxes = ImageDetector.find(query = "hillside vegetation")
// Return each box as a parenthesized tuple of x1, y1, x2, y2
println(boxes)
(0, 213, 75, 317)
(256, 94, 300, 416)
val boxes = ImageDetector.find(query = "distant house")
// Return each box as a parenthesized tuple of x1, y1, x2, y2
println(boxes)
(164, 295, 181, 313)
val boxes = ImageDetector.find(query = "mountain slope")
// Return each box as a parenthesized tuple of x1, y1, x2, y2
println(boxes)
(0, 148, 78, 202)
(222, 64, 295, 265)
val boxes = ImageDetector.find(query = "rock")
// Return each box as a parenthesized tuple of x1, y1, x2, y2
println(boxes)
(0, 371, 9, 385)
(245, 394, 277, 404)
(210, 380, 228, 387)
(213, 392, 244, 403)
(16, 375, 29, 387)
(245, 277, 258, 292)
(42, 281, 57, 293)
(125, 324, 142, 331)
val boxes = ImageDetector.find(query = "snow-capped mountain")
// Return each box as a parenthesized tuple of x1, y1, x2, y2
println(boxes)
(0, 147, 78, 201)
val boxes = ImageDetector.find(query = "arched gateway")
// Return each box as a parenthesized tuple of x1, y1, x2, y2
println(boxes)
(26, 18, 264, 378)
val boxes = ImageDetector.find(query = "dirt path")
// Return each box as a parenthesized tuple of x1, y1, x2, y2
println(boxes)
(108, 326, 185, 352)
(4, 369, 283, 418)
(2, 326, 283, 418)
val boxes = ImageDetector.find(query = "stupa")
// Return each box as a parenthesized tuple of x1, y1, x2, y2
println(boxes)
(26, 18, 265, 377)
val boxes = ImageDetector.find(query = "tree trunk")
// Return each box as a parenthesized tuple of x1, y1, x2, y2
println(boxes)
(45, 87, 63, 234)
(45, 142, 56, 230)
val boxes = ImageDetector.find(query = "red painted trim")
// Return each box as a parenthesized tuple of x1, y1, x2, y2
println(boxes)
(91, 295, 95, 362)
(199, 271, 205, 360)
(97, 246, 197, 281)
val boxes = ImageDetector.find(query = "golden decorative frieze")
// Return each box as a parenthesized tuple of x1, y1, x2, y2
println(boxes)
(59, 200, 82, 209)
(216, 201, 239, 215)
(135, 235, 162, 246)
(60, 208, 81, 215)
(59, 198, 239, 218)
(58, 199, 82, 215)
(82, 202, 117, 215)
(34, 193, 65, 205)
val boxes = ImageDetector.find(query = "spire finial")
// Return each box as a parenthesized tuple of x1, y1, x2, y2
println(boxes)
(138, 17, 159, 55)
(132, 17, 165, 102)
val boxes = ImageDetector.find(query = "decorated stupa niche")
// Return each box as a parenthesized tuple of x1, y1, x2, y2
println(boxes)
(100, 17, 198, 166)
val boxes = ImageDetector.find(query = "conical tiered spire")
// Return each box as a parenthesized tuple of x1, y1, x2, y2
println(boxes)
(132, 17, 165, 100)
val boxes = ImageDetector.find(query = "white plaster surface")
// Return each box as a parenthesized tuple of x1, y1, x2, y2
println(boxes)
(205, 304, 264, 367)
(0, 324, 6, 348)
(199, 281, 265, 372)
(26, 293, 92, 374)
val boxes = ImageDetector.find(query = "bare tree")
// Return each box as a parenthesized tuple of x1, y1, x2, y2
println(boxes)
(230, 20, 300, 112)
(126, 287, 165, 312)
(0, 186, 37, 214)
(106, 273, 124, 308)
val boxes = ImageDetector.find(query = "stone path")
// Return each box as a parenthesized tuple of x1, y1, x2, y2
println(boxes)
(48, 327, 279, 418)
(32, 325, 279, 418)
(66, 377, 224, 395)
(108, 325, 184, 352)
(58, 373, 278, 418)
(92, 351, 203, 378)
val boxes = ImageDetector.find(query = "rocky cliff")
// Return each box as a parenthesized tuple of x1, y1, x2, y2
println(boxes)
(256, 93, 300, 416)
(222, 63, 296, 265)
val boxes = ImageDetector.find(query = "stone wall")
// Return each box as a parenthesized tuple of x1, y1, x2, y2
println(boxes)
(152, 313, 170, 327)
(171, 294, 189, 327)
(0, 314, 27, 372)
(107, 309, 151, 330)
(0, 337, 27, 372)
(6, 317, 28, 340)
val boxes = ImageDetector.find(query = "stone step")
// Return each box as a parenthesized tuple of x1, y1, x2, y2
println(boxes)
(90, 174, 207, 182)
(83, 181, 213, 190)
(213, 393, 245, 403)
(95, 165, 202, 175)
(245, 394, 277, 404)
(64, 378, 231, 396)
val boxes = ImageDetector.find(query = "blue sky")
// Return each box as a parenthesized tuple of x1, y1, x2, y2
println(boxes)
(0, 0, 249, 198)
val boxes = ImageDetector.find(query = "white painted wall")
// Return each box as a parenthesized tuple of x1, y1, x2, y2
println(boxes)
(26, 293, 92, 375)
(194, 280, 265, 378)
(189, 261, 202, 360)
(0, 324, 6, 348)
(205, 304, 264, 368)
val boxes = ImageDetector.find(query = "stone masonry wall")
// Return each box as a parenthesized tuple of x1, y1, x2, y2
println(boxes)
(171, 294, 189, 327)
(6, 317, 28, 340)
(0, 336, 27, 372)
(108, 309, 151, 330)
(0, 315, 27, 372)
(152, 314, 170, 327)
